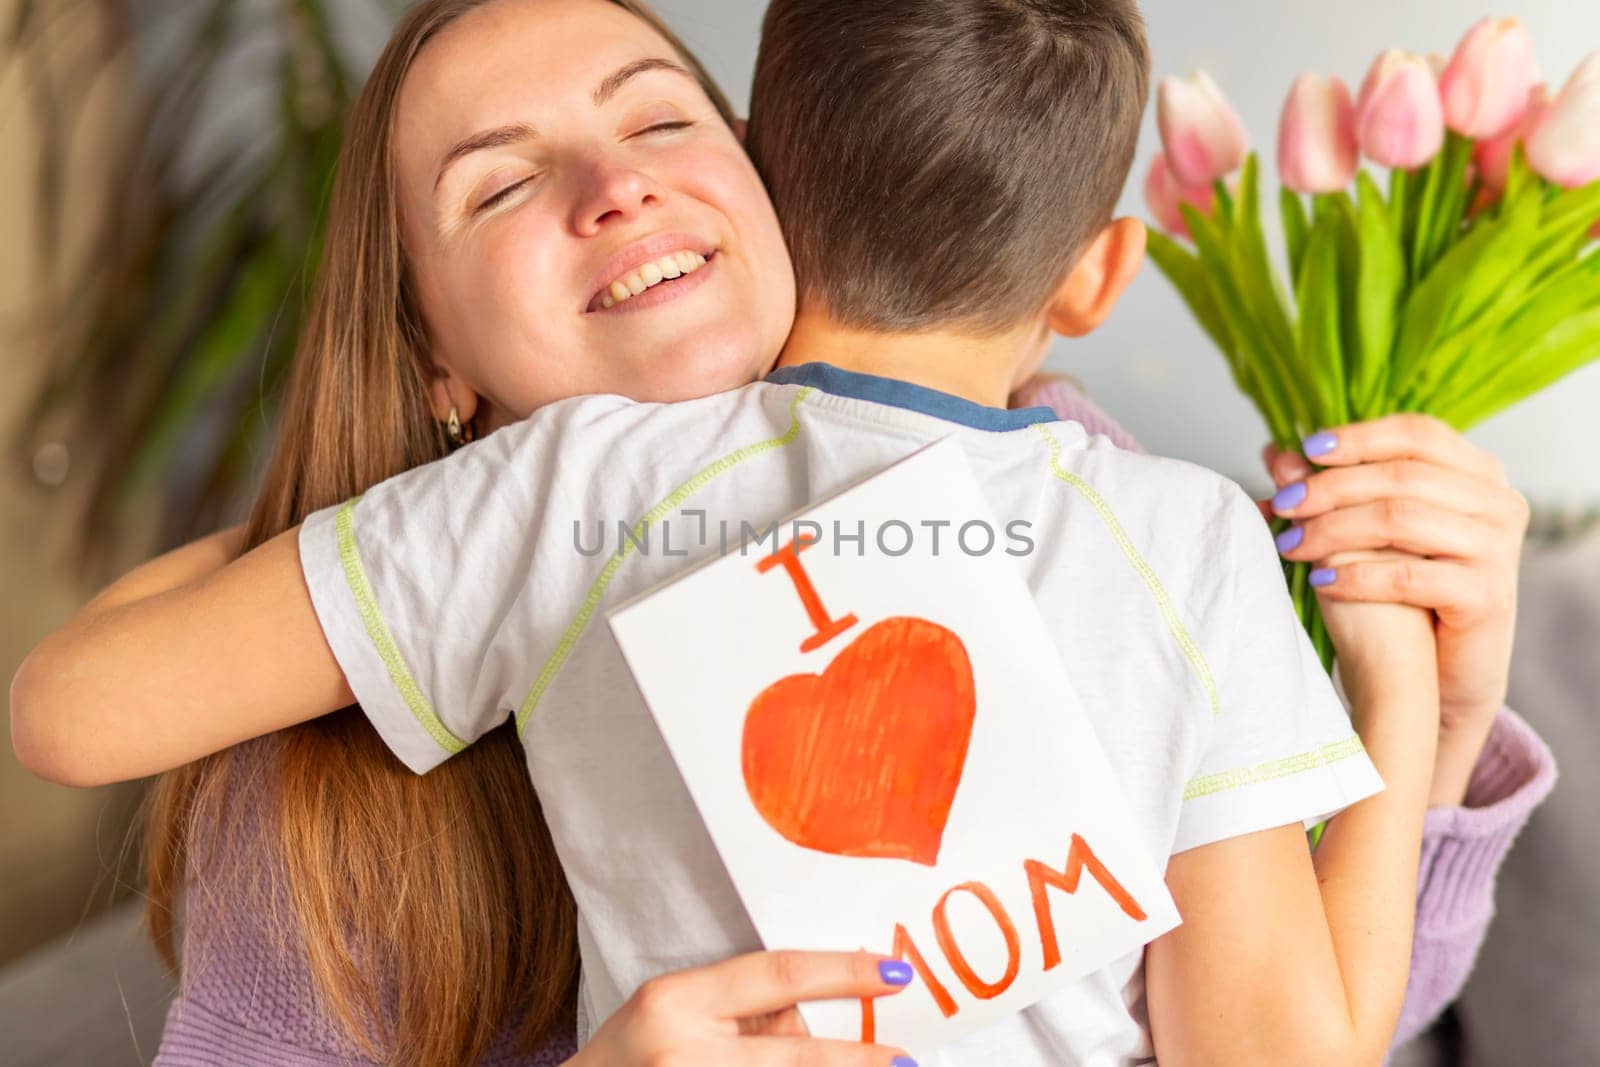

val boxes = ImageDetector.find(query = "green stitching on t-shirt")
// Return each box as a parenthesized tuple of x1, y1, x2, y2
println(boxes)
(336, 498, 469, 756)
(515, 387, 815, 737)
(1034, 424, 1221, 718)
(1182, 734, 1367, 800)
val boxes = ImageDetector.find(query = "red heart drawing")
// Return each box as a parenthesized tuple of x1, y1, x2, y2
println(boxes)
(741, 616, 976, 867)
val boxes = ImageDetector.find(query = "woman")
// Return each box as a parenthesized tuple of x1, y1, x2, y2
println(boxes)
(88, 1, 1545, 1064)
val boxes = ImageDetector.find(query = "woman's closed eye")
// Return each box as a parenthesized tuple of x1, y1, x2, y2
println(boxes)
(467, 119, 697, 214)
(473, 176, 534, 214)
(635, 119, 694, 137)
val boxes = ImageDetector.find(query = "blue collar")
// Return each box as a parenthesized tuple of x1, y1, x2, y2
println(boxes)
(764, 362, 1057, 433)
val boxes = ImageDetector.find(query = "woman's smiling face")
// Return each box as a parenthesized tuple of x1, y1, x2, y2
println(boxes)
(395, 0, 796, 429)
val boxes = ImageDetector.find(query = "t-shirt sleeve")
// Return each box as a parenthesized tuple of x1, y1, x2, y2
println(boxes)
(296, 429, 543, 775)
(1171, 481, 1385, 855)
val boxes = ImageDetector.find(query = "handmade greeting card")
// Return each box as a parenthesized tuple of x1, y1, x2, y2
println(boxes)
(608, 436, 1180, 1056)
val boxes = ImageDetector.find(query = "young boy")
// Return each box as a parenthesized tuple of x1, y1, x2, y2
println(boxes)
(19, 1, 1436, 1062)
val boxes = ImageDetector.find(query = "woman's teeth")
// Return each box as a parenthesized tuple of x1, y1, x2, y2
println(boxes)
(600, 251, 708, 309)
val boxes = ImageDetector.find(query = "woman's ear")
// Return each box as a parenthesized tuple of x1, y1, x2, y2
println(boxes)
(425, 361, 480, 425)
(1046, 217, 1147, 338)
(731, 117, 748, 144)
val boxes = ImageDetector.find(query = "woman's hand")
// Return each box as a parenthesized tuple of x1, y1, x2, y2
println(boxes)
(570, 950, 917, 1067)
(1257, 414, 1531, 802)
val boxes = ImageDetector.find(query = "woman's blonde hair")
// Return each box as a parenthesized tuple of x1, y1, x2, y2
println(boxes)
(142, 2, 736, 1062)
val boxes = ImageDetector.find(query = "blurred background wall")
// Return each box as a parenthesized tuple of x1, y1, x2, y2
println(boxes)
(0, 0, 1593, 1004)
(0, 0, 148, 967)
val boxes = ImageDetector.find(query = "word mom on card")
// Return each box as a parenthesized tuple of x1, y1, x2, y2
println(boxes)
(610, 437, 1181, 1055)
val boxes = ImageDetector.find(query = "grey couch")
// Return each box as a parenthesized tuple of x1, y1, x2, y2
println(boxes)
(1393, 518, 1600, 1067)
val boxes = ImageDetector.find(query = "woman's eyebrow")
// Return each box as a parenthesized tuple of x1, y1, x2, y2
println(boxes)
(435, 123, 537, 192)
(432, 58, 695, 193)
(593, 57, 696, 106)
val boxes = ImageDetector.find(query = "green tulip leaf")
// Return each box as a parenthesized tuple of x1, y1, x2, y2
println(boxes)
(1281, 188, 1311, 288)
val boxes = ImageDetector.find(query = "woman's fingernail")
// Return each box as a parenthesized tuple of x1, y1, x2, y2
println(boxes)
(879, 960, 914, 986)
(892, 1058, 919, 1067)
(1272, 481, 1308, 511)
(1275, 525, 1304, 553)
(1310, 568, 1337, 587)
(1303, 431, 1338, 457)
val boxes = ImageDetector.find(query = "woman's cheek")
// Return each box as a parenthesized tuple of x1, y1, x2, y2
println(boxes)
(483, 218, 569, 329)
(689, 157, 793, 293)
(468, 230, 578, 412)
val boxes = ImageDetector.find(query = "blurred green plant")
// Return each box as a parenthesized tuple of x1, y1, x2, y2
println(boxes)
(6, 0, 393, 577)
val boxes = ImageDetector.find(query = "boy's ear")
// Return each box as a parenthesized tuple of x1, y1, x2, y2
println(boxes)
(1046, 217, 1147, 338)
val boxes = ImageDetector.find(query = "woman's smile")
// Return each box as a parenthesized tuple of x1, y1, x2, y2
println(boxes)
(583, 231, 719, 313)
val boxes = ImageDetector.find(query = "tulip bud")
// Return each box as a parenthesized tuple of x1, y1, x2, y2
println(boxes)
(1144, 152, 1217, 237)
(1474, 85, 1551, 191)
(1356, 51, 1446, 170)
(1570, 52, 1600, 88)
(1278, 74, 1359, 194)
(1526, 56, 1600, 188)
(1157, 72, 1249, 187)
(1439, 18, 1540, 139)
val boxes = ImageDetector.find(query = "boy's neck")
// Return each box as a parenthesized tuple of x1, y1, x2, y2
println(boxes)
(773, 306, 1049, 409)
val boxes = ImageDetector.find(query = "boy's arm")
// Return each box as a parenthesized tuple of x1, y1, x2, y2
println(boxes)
(11, 526, 354, 787)
(84, 523, 250, 608)
(14, 395, 636, 788)
(1141, 477, 1439, 1066)
(1147, 656, 1439, 1067)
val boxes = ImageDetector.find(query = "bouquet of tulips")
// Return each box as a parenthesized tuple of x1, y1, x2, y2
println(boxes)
(1144, 17, 1600, 671)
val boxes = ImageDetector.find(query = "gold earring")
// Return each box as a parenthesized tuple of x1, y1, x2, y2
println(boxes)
(446, 406, 465, 447)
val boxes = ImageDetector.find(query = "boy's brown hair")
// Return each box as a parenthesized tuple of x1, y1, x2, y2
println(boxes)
(747, 0, 1150, 335)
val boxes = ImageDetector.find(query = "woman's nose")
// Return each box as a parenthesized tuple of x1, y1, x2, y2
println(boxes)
(569, 159, 663, 235)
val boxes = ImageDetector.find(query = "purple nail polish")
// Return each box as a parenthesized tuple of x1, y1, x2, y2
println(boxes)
(1310, 568, 1337, 587)
(1303, 431, 1338, 457)
(1275, 525, 1304, 553)
(1272, 481, 1307, 511)
(892, 1058, 919, 1067)
(879, 960, 914, 986)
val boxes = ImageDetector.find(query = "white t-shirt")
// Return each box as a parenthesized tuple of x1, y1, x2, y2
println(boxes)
(298, 362, 1382, 1065)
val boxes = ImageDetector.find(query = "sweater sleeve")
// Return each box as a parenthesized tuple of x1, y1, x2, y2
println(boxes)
(1388, 706, 1557, 1053)
(1012, 376, 1148, 453)
(1010, 376, 1562, 1054)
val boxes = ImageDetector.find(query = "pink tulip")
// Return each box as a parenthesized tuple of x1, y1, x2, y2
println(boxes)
(1278, 74, 1359, 193)
(1144, 152, 1217, 237)
(1526, 55, 1600, 188)
(1569, 52, 1600, 88)
(1355, 51, 1446, 170)
(1157, 72, 1249, 187)
(1439, 18, 1540, 139)
(1474, 85, 1551, 191)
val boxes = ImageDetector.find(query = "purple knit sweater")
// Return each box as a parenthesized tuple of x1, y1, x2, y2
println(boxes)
(153, 379, 1557, 1065)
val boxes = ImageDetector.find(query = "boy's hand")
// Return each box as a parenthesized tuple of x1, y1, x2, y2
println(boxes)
(1255, 414, 1528, 741)
(1311, 550, 1437, 725)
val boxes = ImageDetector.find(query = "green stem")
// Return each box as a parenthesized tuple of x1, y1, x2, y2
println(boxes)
(1388, 167, 1410, 246)
(1417, 133, 1475, 278)
(1406, 154, 1442, 276)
